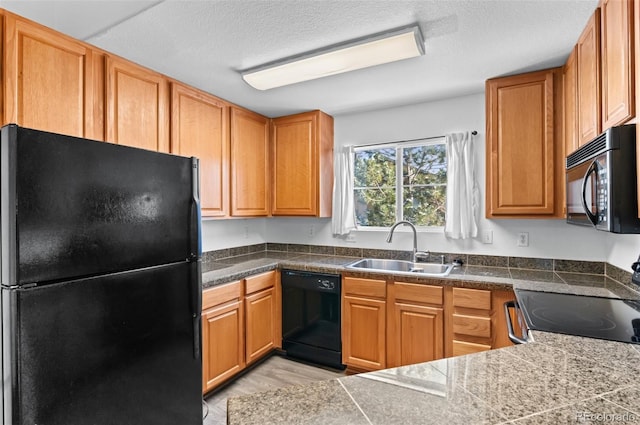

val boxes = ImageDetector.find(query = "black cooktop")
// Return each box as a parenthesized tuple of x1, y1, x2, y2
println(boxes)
(515, 289, 640, 344)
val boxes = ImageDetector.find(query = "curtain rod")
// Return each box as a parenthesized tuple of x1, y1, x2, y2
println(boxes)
(353, 130, 477, 149)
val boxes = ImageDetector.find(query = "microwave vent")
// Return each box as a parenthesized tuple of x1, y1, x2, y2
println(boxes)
(566, 132, 608, 168)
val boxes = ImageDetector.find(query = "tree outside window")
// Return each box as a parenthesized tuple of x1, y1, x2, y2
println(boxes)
(353, 140, 447, 228)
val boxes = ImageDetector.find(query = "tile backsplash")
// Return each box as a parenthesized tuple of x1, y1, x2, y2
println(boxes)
(203, 243, 634, 286)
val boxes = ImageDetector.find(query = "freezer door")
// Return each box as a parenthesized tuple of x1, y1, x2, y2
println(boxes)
(1, 125, 199, 286)
(2, 262, 202, 425)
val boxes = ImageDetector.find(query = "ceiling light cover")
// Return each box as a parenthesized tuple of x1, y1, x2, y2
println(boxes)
(241, 25, 425, 91)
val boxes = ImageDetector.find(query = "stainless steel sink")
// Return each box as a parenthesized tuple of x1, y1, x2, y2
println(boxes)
(345, 258, 453, 277)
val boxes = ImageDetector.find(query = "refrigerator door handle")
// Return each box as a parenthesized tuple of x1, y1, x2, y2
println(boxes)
(189, 157, 202, 360)
(190, 157, 202, 259)
(189, 259, 202, 360)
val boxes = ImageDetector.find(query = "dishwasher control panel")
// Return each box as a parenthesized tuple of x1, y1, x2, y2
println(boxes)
(281, 269, 341, 293)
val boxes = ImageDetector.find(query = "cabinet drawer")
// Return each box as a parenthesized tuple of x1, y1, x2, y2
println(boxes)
(202, 280, 242, 310)
(452, 287, 491, 310)
(452, 314, 491, 338)
(394, 282, 443, 305)
(343, 277, 386, 298)
(452, 340, 491, 356)
(245, 270, 276, 295)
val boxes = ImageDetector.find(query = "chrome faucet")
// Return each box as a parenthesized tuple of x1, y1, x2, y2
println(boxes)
(385, 220, 429, 263)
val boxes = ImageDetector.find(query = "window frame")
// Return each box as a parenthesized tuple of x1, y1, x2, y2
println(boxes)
(353, 137, 447, 230)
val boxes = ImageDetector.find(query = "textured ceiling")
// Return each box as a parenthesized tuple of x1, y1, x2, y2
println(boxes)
(0, 0, 598, 117)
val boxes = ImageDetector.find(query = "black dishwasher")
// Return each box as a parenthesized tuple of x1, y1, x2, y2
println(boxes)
(281, 269, 344, 369)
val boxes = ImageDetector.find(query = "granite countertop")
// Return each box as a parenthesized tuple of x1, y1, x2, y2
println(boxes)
(202, 251, 640, 300)
(207, 251, 640, 424)
(227, 332, 640, 424)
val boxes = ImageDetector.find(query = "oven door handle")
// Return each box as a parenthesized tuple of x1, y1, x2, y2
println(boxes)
(504, 301, 528, 345)
(581, 160, 599, 226)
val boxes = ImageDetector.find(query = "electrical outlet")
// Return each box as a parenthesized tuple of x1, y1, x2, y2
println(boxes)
(517, 232, 529, 247)
(482, 230, 493, 244)
(346, 233, 357, 243)
(308, 225, 314, 237)
(244, 226, 249, 239)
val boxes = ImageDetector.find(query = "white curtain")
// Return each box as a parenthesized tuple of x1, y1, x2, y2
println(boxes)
(444, 132, 479, 239)
(332, 145, 357, 235)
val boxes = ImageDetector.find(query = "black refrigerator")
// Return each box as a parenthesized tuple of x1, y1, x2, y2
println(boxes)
(0, 125, 202, 425)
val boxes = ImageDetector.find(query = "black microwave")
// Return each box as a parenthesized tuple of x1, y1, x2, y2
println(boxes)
(566, 125, 640, 233)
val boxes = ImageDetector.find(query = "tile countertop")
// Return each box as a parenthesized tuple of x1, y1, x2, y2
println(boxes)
(201, 251, 640, 300)
(227, 332, 640, 424)
(206, 252, 640, 424)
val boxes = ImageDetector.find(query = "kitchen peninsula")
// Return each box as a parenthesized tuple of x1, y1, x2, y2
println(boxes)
(201, 245, 640, 424)
(227, 331, 640, 424)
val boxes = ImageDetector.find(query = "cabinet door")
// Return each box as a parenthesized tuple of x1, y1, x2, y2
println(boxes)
(202, 299, 244, 393)
(272, 112, 318, 216)
(230, 107, 269, 216)
(577, 9, 602, 146)
(601, 0, 634, 129)
(564, 47, 579, 156)
(171, 83, 229, 217)
(245, 286, 276, 365)
(106, 57, 169, 152)
(342, 295, 386, 371)
(491, 290, 519, 350)
(4, 15, 94, 138)
(392, 302, 443, 367)
(486, 69, 556, 216)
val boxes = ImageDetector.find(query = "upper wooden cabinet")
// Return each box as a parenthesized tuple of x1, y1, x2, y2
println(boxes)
(106, 56, 169, 152)
(564, 47, 579, 156)
(171, 83, 229, 217)
(3, 13, 96, 138)
(485, 68, 564, 218)
(271, 110, 334, 217)
(577, 8, 602, 146)
(230, 107, 270, 217)
(600, 0, 634, 129)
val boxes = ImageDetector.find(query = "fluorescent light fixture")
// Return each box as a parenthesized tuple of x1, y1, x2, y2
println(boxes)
(241, 25, 425, 90)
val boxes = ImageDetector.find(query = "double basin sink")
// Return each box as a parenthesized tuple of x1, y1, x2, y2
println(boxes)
(346, 258, 454, 277)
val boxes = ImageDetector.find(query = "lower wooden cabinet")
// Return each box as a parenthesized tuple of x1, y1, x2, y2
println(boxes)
(448, 287, 493, 357)
(445, 287, 517, 357)
(491, 290, 520, 349)
(202, 281, 244, 393)
(201, 270, 278, 394)
(342, 277, 386, 372)
(245, 272, 278, 365)
(342, 276, 517, 372)
(387, 282, 444, 368)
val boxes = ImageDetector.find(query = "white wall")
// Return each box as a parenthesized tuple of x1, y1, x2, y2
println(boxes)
(202, 92, 640, 268)
(606, 233, 640, 271)
(201, 218, 266, 252)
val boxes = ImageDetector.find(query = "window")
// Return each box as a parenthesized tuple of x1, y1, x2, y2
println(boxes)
(353, 139, 447, 228)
